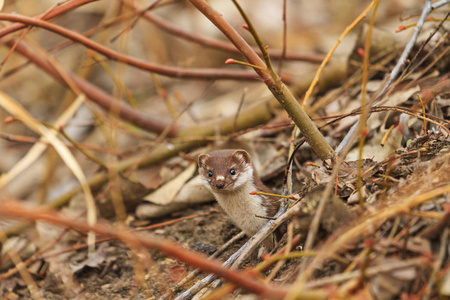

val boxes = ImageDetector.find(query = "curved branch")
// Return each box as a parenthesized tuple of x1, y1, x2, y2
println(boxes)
(0, 201, 288, 299)
(0, 13, 263, 80)
(187, 0, 334, 160)
(0, 0, 324, 65)
(0, 0, 98, 37)
(9, 39, 179, 136)
(121, 0, 325, 63)
(9, 38, 281, 138)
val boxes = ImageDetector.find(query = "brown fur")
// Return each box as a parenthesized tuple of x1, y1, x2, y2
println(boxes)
(198, 149, 284, 247)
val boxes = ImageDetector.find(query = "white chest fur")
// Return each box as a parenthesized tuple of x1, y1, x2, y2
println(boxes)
(213, 181, 268, 236)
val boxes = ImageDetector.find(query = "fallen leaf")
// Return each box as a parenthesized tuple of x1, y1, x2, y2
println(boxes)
(143, 163, 196, 205)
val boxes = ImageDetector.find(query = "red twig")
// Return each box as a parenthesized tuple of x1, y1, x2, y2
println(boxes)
(0, 201, 287, 299)
(186, 1, 270, 83)
(7, 39, 179, 136)
(0, 0, 97, 37)
(0, 211, 213, 281)
(121, 0, 325, 63)
(0, 13, 267, 81)
(187, 0, 334, 160)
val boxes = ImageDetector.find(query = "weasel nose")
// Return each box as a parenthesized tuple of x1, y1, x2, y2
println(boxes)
(216, 182, 225, 189)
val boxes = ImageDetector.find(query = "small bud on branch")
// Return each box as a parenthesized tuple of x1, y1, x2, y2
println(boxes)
(225, 58, 267, 70)
(4, 116, 15, 123)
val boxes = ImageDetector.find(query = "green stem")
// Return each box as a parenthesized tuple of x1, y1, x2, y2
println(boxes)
(269, 78, 334, 160)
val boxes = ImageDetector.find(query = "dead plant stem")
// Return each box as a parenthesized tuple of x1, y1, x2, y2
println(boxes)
(357, 0, 380, 207)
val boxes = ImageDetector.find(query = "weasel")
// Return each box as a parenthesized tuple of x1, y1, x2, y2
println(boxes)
(198, 149, 282, 247)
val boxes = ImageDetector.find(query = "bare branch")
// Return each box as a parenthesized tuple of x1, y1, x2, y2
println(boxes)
(0, 201, 288, 299)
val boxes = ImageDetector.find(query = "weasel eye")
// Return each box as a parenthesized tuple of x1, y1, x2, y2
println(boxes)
(208, 171, 213, 177)
(229, 169, 236, 175)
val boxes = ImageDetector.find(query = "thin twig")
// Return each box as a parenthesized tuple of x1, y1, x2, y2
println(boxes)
(175, 201, 293, 300)
(336, 0, 433, 155)
(175, 232, 246, 288)
(304, 257, 425, 289)
(0, 13, 260, 81)
(0, 202, 288, 299)
(120, 0, 325, 63)
(357, 0, 380, 206)
(277, 0, 288, 74)
(289, 160, 450, 295)
(302, 1, 375, 108)
(187, 0, 334, 160)
(423, 226, 449, 300)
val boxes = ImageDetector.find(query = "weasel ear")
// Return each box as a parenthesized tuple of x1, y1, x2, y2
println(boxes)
(232, 150, 251, 164)
(198, 154, 210, 168)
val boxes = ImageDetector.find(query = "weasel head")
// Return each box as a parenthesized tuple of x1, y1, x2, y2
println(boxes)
(198, 149, 254, 193)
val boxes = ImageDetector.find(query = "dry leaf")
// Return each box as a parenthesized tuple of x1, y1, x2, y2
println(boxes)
(135, 202, 191, 219)
(172, 175, 213, 204)
(70, 243, 110, 273)
(143, 163, 196, 205)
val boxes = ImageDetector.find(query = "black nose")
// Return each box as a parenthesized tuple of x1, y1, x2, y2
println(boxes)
(216, 182, 225, 189)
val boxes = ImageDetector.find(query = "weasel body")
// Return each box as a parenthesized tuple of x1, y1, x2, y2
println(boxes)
(198, 149, 280, 238)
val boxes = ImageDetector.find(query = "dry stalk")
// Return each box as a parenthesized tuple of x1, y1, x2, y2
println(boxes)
(288, 152, 450, 297)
